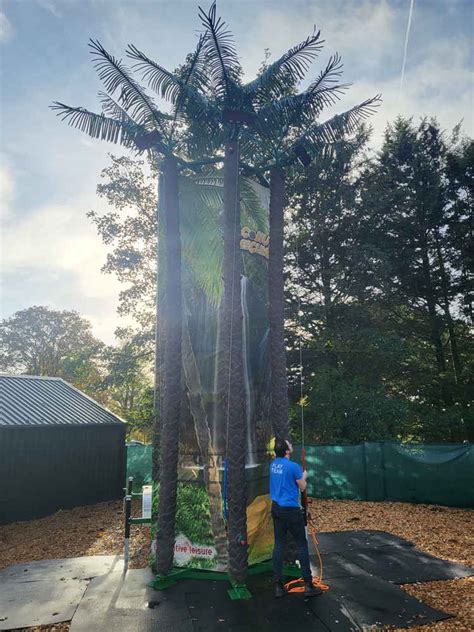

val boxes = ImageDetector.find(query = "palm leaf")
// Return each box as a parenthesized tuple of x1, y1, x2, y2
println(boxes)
(240, 177, 269, 231)
(50, 102, 143, 148)
(179, 171, 269, 303)
(257, 84, 348, 141)
(170, 34, 212, 134)
(244, 27, 323, 99)
(179, 175, 223, 303)
(89, 39, 169, 137)
(126, 40, 212, 118)
(290, 95, 381, 159)
(198, 2, 241, 103)
(189, 173, 268, 231)
(98, 91, 139, 126)
(256, 53, 348, 132)
(307, 53, 345, 94)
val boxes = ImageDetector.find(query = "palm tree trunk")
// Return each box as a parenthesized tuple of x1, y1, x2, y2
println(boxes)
(223, 142, 248, 585)
(155, 155, 182, 574)
(152, 175, 165, 483)
(269, 166, 290, 442)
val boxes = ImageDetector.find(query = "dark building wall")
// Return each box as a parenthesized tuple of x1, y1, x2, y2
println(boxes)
(0, 425, 126, 525)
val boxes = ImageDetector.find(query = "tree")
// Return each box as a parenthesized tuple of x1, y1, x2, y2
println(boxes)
(52, 36, 213, 574)
(103, 332, 154, 439)
(358, 118, 472, 440)
(70, 1, 378, 582)
(0, 306, 103, 385)
(283, 133, 407, 442)
(90, 152, 267, 566)
(244, 57, 379, 444)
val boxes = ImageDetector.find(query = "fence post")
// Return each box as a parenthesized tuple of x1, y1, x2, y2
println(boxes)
(124, 494, 132, 571)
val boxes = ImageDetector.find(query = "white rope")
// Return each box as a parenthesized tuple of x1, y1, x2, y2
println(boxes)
(295, 247, 305, 450)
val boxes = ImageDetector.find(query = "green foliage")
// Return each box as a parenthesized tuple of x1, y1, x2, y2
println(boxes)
(102, 334, 154, 435)
(287, 118, 473, 443)
(152, 482, 214, 545)
(0, 305, 106, 395)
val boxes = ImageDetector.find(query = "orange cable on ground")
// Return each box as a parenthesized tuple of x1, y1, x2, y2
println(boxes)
(284, 518, 330, 593)
(284, 447, 330, 594)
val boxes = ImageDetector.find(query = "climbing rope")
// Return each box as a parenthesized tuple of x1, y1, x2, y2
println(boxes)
(222, 456, 228, 523)
(285, 246, 329, 595)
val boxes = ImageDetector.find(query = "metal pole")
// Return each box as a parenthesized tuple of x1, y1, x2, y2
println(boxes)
(124, 494, 132, 571)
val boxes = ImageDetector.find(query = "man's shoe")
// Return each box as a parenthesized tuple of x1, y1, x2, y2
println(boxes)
(304, 581, 323, 598)
(274, 582, 286, 598)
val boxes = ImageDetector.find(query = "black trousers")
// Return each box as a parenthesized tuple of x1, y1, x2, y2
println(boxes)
(271, 501, 312, 583)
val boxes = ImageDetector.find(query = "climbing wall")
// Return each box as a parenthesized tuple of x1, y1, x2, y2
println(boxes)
(170, 181, 273, 572)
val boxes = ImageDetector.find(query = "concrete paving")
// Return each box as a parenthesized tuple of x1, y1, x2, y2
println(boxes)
(0, 556, 120, 631)
(1, 533, 472, 631)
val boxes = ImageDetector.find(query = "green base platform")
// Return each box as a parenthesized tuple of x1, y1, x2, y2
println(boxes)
(150, 561, 302, 599)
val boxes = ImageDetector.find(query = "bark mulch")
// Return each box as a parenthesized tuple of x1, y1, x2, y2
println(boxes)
(0, 499, 472, 631)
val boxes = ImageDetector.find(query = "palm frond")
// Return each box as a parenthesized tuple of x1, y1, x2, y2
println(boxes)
(179, 175, 223, 303)
(191, 173, 268, 230)
(290, 95, 381, 159)
(307, 53, 344, 94)
(198, 2, 241, 102)
(99, 91, 138, 125)
(244, 27, 323, 99)
(89, 39, 169, 136)
(239, 125, 274, 164)
(182, 115, 226, 161)
(50, 102, 144, 148)
(179, 171, 269, 303)
(179, 35, 208, 89)
(256, 82, 348, 138)
(126, 42, 211, 117)
(240, 178, 269, 232)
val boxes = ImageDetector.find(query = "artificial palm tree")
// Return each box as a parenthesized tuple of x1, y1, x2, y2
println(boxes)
(130, 1, 379, 584)
(51, 37, 212, 575)
(196, 3, 380, 447)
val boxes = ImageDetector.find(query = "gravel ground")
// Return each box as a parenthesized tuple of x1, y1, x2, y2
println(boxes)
(0, 498, 472, 631)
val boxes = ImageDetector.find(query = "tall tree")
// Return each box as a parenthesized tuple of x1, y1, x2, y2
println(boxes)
(244, 56, 379, 443)
(359, 118, 472, 440)
(51, 37, 213, 574)
(103, 334, 154, 438)
(0, 305, 102, 378)
(118, 1, 379, 581)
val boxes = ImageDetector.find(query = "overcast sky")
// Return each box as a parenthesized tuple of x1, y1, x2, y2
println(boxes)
(1, 0, 473, 343)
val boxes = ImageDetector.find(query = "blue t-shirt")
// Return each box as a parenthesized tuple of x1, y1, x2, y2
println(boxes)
(269, 457, 303, 507)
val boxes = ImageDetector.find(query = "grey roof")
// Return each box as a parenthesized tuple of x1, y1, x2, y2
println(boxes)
(0, 375, 126, 427)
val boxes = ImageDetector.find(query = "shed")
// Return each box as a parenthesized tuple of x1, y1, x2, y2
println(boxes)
(0, 374, 126, 525)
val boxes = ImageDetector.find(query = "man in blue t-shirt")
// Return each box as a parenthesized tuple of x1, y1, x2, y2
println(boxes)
(269, 438, 321, 598)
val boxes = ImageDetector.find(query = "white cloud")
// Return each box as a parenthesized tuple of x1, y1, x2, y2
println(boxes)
(345, 36, 473, 145)
(36, 0, 62, 18)
(237, 0, 398, 80)
(1, 195, 128, 343)
(0, 11, 13, 43)
(0, 161, 15, 222)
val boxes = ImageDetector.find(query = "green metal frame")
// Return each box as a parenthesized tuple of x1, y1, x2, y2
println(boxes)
(127, 498, 304, 600)
(149, 561, 302, 599)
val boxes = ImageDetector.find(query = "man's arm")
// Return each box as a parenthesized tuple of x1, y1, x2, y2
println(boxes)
(296, 469, 308, 492)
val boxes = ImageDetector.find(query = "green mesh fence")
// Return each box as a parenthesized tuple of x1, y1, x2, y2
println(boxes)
(127, 442, 473, 508)
(293, 442, 474, 508)
(126, 444, 152, 491)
